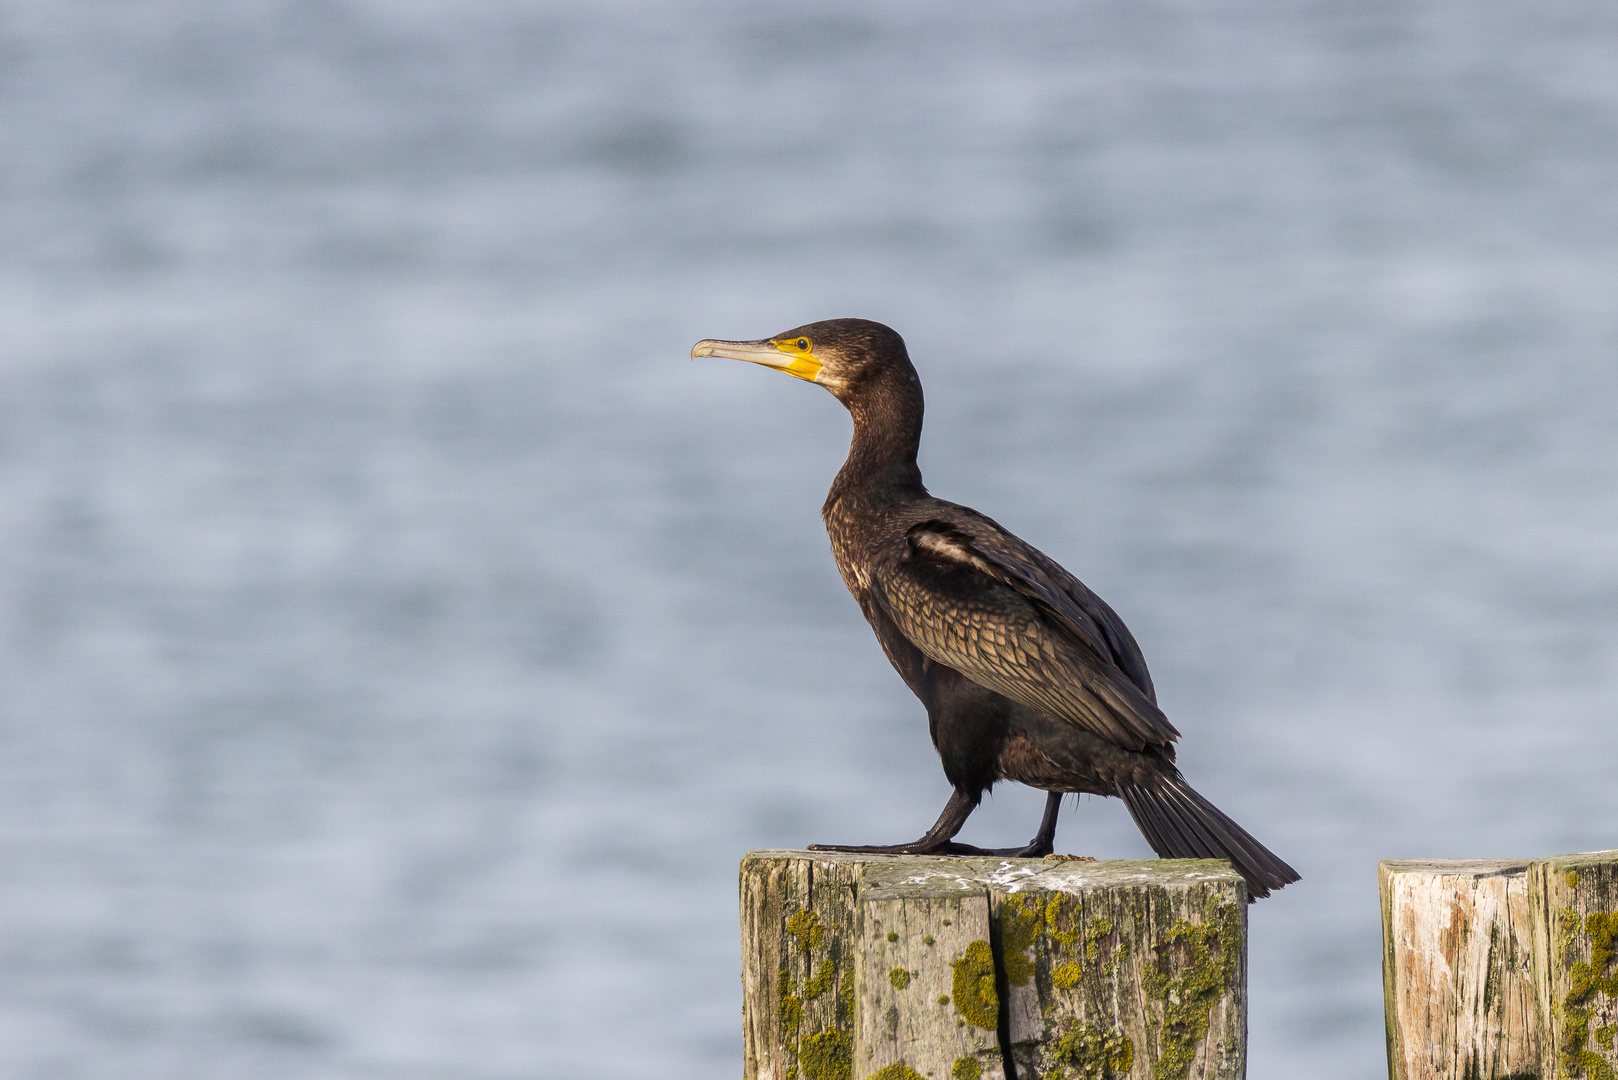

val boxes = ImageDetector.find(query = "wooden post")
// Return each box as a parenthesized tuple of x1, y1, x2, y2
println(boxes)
(741, 850, 1247, 1080)
(1380, 848, 1618, 1080)
(1379, 859, 1540, 1080)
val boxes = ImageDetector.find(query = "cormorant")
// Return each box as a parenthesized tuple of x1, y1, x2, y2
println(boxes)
(692, 318, 1298, 900)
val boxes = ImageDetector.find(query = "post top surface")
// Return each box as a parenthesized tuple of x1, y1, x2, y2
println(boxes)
(742, 849, 1244, 895)
(1379, 850, 1618, 878)
(1378, 857, 1532, 877)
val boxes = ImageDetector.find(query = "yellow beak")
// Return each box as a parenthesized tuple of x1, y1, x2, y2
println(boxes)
(691, 338, 823, 382)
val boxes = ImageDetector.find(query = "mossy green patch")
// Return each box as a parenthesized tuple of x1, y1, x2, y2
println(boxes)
(923, 935, 935, 946)
(1054, 1023, 1134, 1079)
(1085, 918, 1114, 964)
(799, 1029, 852, 1080)
(887, 931, 899, 942)
(1141, 904, 1240, 1080)
(1045, 894, 1084, 949)
(777, 951, 852, 1080)
(1043, 894, 1121, 988)
(865, 1065, 925, 1080)
(1052, 961, 1083, 989)
(1570, 870, 1583, 889)
(1559, 908, 1618, 1080)
(998, 894, 1040, 987)
(787, 910, 825, 954)
(938, 995, 951, 1006)
(951, 940, 999, 1029)
(805, 958, 837, 1000)
(950, 1055, 983, 1080)
(1560, 908, 1582, 958)
(888, 967, 911, 991)
(780, 970, 803, 1034)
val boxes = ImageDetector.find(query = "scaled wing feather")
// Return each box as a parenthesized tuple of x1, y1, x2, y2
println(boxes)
(869, 516, 1179, 749)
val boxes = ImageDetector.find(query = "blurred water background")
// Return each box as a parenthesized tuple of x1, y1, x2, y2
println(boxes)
(1, 1, 1616, 1076)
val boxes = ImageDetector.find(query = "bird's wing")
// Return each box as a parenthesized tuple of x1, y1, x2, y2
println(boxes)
(1018, 543, 1156, 704)
(868, 515, 1179, 750)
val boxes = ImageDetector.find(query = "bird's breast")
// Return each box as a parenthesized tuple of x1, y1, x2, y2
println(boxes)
(823, 508, 881, 598)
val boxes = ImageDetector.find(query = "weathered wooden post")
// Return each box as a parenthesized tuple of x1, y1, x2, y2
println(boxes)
(741, 850, 1248, 1080)
(1380, 858, 1540, 1080)
(1380, 848, 1618, 1080)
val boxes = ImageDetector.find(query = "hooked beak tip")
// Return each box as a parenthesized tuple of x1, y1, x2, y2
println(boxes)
(688, 337, 821, 382)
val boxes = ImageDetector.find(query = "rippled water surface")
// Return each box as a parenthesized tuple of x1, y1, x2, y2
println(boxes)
(2, 2, 1617, 1076)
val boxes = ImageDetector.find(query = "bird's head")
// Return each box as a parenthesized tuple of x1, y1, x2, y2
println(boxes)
(691, 318, 913, 402)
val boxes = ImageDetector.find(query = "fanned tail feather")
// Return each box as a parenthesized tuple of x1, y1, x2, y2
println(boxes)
(1119, 773, 1299, 901)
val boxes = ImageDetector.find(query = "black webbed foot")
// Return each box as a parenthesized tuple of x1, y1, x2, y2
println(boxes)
(805, 838, 972, 856)
(934, 836, 1054, 858)
(804, 836, 1051, 858)
(808, 790, 1067, 859)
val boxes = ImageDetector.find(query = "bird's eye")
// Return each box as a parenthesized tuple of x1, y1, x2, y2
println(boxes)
(797, 339, 809, 350)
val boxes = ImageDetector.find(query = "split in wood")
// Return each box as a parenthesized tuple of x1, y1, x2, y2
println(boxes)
(742, 850, 1247, 1080)
(1381, 848, 1618, 1080)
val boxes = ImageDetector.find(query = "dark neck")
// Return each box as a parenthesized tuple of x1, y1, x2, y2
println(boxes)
(827, 366, 926, 507)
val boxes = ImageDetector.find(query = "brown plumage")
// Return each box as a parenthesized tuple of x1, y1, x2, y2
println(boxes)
(693, 318, 1298, 900)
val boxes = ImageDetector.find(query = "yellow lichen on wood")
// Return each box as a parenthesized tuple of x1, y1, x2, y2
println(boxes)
(950, 1055, 983, 1080)
(1141, 907, 1241, 1080)
(1558, 908, 1618, 1080)
(744, 851, 1246, 1080)
(950, 941, 998, 1030)
(1054, 1022, 1134, 1079)
(865, 1065, 926, 1080)
(1052, 961, 1083, 989)
(1380, 850, 1618, 1080)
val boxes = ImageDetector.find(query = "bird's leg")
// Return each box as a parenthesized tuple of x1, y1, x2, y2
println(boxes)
(808, 789, 1062, 858)
(936, 790, 1062, 858)
(1025, 790, 1063, 856)
(807, 788, 982, 855)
